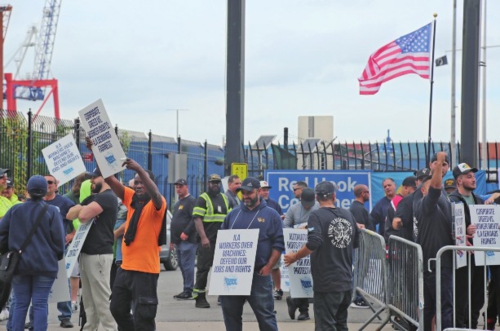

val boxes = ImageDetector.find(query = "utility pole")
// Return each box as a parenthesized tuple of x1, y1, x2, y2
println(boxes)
(165, 109, 188, 138)
(225, 0, 245, 176)
(460, 0, 480, 168)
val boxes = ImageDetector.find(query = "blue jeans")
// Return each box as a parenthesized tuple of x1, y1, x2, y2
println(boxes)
(176, 241, 197, 294)
(11, 275, 55, 331)
(220, 273, 278, 331)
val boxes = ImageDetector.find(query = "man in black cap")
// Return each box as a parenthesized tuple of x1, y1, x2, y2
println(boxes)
(283, 188, 319, 320)
(284, 181, 359, 331)
(192, 174, 231, 308)
(2, 178, 21, 206)
(220, 177, 284, 331)
(448, 163, 485, 328)
(444, 178, 456, 195)
(171, 178, 197, 300)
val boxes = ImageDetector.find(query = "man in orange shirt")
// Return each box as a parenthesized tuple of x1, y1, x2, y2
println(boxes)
(104, 157, 167, 331)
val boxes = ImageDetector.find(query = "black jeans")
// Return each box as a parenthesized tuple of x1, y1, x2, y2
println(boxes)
(313, 290, 352, 331)
(110, 268, 159, 331)
(424, 268, 453, 331)
(292, 298, 309, 313)
(194, 241, 216, 290)
(455, 262, 485, 329)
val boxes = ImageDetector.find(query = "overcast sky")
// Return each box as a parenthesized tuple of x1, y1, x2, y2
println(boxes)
(5, 0, 500, 146)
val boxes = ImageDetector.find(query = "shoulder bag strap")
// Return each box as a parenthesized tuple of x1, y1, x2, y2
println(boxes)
(18, 203, 49, 254)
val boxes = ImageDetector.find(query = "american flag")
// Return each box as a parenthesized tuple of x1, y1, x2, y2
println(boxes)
(358, 23, 432, 95)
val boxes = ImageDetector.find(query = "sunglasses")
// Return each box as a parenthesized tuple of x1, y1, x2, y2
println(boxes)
(293, 188, 302, 191)
(47, 180, 55, 185)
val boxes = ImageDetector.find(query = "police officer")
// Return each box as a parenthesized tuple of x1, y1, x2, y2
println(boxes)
(192, 174, 231, 308)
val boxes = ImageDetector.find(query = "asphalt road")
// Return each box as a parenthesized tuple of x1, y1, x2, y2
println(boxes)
(0, 265, 382, 330)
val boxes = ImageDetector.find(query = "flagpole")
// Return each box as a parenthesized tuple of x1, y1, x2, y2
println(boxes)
(427, 14, 438, 165)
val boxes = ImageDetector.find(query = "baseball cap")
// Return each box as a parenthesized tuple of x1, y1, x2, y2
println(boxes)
(444, 178, 456, 190)
(415, 167, 431, 181)
(402, 176, 417, 188)
(238, 177, 260, 191)
(27, 175, 48, 198)
(175, 178, 187, 186)
(208, 174, 222, 182)
(260, 181, 272, 189)
(430, 152, 450, 164)
(315, 181, 335, 197)
(0, 168, 8, 177)
(300, 188, 316, 208)
(88, 168, 102, 177)
(6, 177, 13, 188)
(453, 163, 478, 179)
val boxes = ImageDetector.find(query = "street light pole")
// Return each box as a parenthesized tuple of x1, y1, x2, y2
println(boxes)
(165, 109, 188, 138)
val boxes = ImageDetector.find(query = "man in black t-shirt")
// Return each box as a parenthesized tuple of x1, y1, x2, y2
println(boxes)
(67, 169, 118, 330)
(171, 178, 197, 300)
(284, 181, 359, 331)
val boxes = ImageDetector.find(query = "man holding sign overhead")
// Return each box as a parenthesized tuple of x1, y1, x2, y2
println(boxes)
(86, 138, 167, 331)
(220, 177, 284, 331)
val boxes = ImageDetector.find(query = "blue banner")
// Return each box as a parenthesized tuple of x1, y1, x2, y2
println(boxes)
(264, 170, 372, 213)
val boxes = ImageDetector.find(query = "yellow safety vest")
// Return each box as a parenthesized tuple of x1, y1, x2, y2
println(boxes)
(193, 193, 230, 222)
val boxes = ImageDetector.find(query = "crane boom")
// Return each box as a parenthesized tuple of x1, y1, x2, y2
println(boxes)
(33, 0, 61, 81)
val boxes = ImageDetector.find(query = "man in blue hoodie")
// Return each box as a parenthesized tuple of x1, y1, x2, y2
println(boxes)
(220, 177, 284, 331)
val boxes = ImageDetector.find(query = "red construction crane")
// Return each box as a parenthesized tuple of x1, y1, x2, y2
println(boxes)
(4, 0, 62, 119)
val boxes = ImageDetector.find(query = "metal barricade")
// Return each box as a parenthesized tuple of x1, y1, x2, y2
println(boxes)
(353, 229, 388, 330)
(386, 235, 424, 330)
(434, 245, 500, 331)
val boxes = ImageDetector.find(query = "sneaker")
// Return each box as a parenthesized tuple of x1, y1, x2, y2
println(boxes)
(350, 299, 369, 309)
(71, 301, 78, 312)
(217, 296, 221, 306)
(60, 319, 74, 328)
(0, 308, 9, 321)
(174, 291, 193, 300)
(274, 289, 283, 300)
(297, 311, 310, 321)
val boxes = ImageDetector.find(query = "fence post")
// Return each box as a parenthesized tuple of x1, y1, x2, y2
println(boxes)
(148, 130, 153, 171)
(74, 118, 80, 151)
(27, 110, 33, 181)
(204, 140, 208, 192)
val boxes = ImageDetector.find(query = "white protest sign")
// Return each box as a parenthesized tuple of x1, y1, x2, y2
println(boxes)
(284, 228, 313, 298)
(49, 259, 71, 303)
(41, 134, 86, 186)
(78, 99, 126, 178)
(279, 254, 290, 292)
(208, 229, 259, 296)
(471, 205, 500, 266)
(453, 203, 467, 269)
(65, 220, 93, 277)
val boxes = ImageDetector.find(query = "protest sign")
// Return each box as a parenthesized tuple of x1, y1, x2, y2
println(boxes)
(65, 220, 93, 277)
(78, 99, 126, 178)
(280, 254, 290, 292)
(209, 229, 259, 296)
(49, 259, 71, 303)
(42, 134, 86, 186)
(471, 205, 500, 266)
(453, 203, 467, 269)
(284, 228, 313, 298)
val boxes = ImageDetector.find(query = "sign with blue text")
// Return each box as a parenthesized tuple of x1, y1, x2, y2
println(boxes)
(453, 203, 467, 269)
(78, 99, 126, 178)
(42, 134, 86, 186)
(265, 170, 371, 213)
(209, 229, 259, 296)
(284, 228, 313, 298)
(65, 220, 94, 277)
(471, 205, 500, 266)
